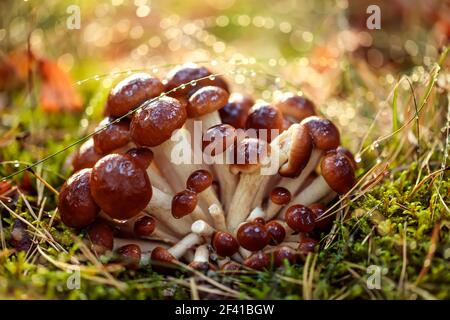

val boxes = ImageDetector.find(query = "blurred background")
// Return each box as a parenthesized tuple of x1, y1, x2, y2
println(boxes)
(0, 0, 449, 178)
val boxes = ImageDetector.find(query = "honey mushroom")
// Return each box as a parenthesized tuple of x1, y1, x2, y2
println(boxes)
(274, 93, 316, 128)
(245, 101, 284, 142)
(187, 244, 216, 272)
(116, 244, 141, 270)
(219, 93, 254, 129)
(93, 117, 131, 154)
(191, 220, 239, 258)
(71, 139, 103, 172)
(129, 96, 218, 226)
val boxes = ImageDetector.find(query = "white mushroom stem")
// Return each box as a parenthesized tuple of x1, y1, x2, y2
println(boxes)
(192, 244, 209, 263)
(217, 257, 231, 268)
(239, 247, 252, 259)
(279, 175, 333, 217)
(168, 233, 203, 259)
(265, 149, 323, 219)
(144, 186, 192, 236)
(277, 242, 299, 249)
(152, 128, 222, 222)
(146, 163, 173, 194)
(113, 238, 169, 252)
(188, 114, 238, 212)
(246, 207, 266, 222)
(191, 219, 215, 238)
(209, 204, 227, 231)
(227, 127, 294, 232)
(183, 250, 195, 263)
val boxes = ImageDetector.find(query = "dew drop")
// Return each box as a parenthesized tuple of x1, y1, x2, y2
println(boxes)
(209, 75, 216, 81)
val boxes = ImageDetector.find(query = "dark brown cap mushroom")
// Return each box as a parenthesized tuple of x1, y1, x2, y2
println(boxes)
(336, 146, 357, 169)
(133, 215, 156, 238)
(93, 117, 130, 154)
(301, 116, 340, 151)
(125, 147, 154, 169)
(202, 124, 237, 157)
(105, 73, 164, 117)
(320, 150, 356, 194)
(244, 251, 270, 270)
(275, 94, 316, 123)
(231, 137, 270, 174)
(265, 221, 286, 245)
(278, 124, 313, 177)
(90, 154, 152, 220)
(87, 220, 114, 254)
(116, 244, 141, 270)
(187, 86, 229, 118)
(220, 261, 241, 273)
(212, 231, 239, 257)
(298, 237, 319, 255)
(246, 102, 284, 141)
(165, 63, 228, 98)
(308, 203, 333, 230)
(236, 222, 270, 251)
(271, 246, 297, 267)
(285, 204, 315, 233)
(58, 168, 100, 228)
(72, 139, 103, 172)
(219, 93, 254, 129)
(130, 96, 187, 147)
(270, 187, 292, 205)
(171, 189, 198, 219)
(186, 170, 213, 193)
(150, 246, 177, 273)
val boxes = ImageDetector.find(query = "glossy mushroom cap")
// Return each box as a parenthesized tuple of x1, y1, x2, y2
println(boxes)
(298, 237, 319, 255)
(320, 149, 356, 194)
(151, 246, 177, 273)
(186, 170, 213, 193)
(58, 168, 99, 228)
(93, 117, 130, 154)
(265, 221, 286, 245)
(125, 147, 154, 169)
(270, 187, 292, 205)
(285, 204, 315, 233)
(236, 222, 270, 251)
(336, 146, 357, 169)
(88, 220, 114, 254)
(220, 261, 241, 273)
(188, 261, 216, 272)
(134, 215, 156, 237)
(105, 73, 164, 117)
(187, 86, 229, 118)
(212, 231, 239, 257)
(72, 139, 103, 172)
(230, 137, 270, 174)
(165, 63, 228, 98)
(202, 124, 237, 157)
(90, 154, 152, 220)
(245, 102, 284, 141)
(279, 124, 313, 177)
(275, 94, 316, 123)
(309, 203, 333, 230)
(301, 116, 340, 150)
(219, 93, 254, 129)
(171, 189, 198, 218)
(130, 96, 187, 147)
(244, 251, 270, 271)
(272, 246, 297, 267)
(116, 244, 141, 270)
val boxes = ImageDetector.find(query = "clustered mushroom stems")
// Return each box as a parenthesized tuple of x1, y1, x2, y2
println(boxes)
(57, 63, 357, 272)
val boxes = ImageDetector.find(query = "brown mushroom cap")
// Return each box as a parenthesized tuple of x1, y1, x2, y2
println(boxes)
(165, 63, 228, 98)
(285, 204, 315, 233)
(308, 203, 333, 230)
(58, 168, 100, 228)
(130, 96, 187, 147)
(105, 73, 164, 117)
(90, 154, 152, 220)
(188, 261, 216, 272)
(88, 220, 114, 254)
(270, 187, 292, 205)
(187, 86, 229, 118)
(336, 146, 357, 169)
(245, 102, 284, 141)
(151, 246, 177, 273)
(279, 124, 313, 177)
(72, 139, 103, 172)
(202, 124, 237, 157)
(298, 237, 319, 255)
(275, 94, 316, 122)
(134, 215, 156, 237)
(125, 147, 154, 169)
(320, 150, 356, 194)
(219, 93, 254, 129)
(231, 137, 270, 174)
(301, 116, 340, 150)
(212, 231, 239, 257)
(265, 221, 286, 245)
(93, 117, 131, 154)
(237, 222, 270, 251)
(116, 244, 141, 270)
(221, 261, 241, 273)
(171, 189, 198, 219)
(186, 170, 213, 193)
(271, 246, 297, 267)
(244, 251, 270, 270)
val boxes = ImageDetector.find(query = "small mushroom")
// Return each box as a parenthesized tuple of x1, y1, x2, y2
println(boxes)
(133, 215, 156, 237)
(71, 139, 103, 172)
(58, 168, 99, 228)
(188, 245, 216, 272)
(212, 231, 239, 257)
(245, 101, 284, 142)
(219, 93, 254, 129)
(265, 221, 286, 245)
(298, 237, 319, 255)
(186, 169, 213, 193)
(171, 189, 198, 219)
(275, 93, 316, 123)
(236, 222, 269, 252)
(87, 220, 114, 254)
(309, 203, 333, 230)
(285, 205, 315, 233)
(116, 244, 141, 270)
(271, 245, 297, 268)
(243, 251, 270, 270)
(270, 187, 292, 205)
(93, 117, 131, 154)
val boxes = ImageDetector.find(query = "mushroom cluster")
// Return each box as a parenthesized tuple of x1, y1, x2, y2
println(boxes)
(59, 64, 356, 273)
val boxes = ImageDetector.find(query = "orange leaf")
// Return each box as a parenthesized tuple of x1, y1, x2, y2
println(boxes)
(37, 59, 82, 112)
